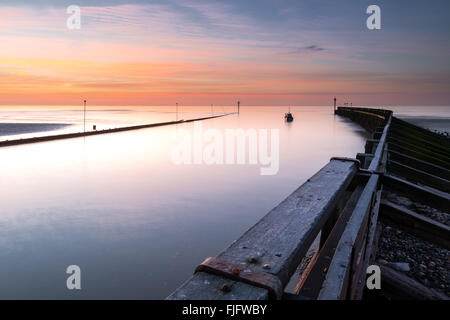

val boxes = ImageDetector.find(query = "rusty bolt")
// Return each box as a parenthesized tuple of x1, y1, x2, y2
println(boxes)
(232, 268, 240, 275)
(247, 257, 258, 264)
(220, 284, 231, 292)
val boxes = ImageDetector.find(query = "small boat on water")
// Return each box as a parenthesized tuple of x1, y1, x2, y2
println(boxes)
(285, 112, 294, 122)
(284, 106, 294, 122)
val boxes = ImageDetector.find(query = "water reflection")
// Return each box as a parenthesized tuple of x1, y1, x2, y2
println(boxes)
(0, 106, 369, 299)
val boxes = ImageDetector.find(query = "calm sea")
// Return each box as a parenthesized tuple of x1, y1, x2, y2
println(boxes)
(0, 105, 448, 299)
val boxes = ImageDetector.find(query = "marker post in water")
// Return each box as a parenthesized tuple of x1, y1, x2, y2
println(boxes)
(83, 100, 86, 133)
(334, 97, 336, 113)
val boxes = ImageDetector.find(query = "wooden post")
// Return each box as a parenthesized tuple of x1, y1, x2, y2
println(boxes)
(83, 100, 86, 133)
(379, 200, 450, 249)
(238, 101, 240, 114)
(334, 97, 336, 114)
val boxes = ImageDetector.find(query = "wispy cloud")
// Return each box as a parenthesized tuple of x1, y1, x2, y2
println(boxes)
(282, 45, 326, 56)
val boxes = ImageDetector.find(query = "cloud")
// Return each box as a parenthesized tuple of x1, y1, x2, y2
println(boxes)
(283, 45, 326, 56)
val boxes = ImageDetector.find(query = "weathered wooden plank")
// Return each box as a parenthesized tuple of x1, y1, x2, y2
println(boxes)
(391, 117, 450, 147)
(317, 244, 352, 300)
(387, 160, 450, 193)
(282, 293, 311, 300)
(365, 139, 379, 154)
(388, 136, 450, 159)
(348, 215, 370, 299)
(380, 142, 389, 172)
(379, 199, 450, 249)
(168, 159, 358, 300)
(389, 127, 450, 153)
(357, 153, 374, 169)
(319, 190, 353, 248)
(369, 223, 383, 264)
(335, 108, 388, 133)
(373, 132, 382, 139)
(388, 150, 450, 181)
(379, 265, 449, 300)
(348, 172, 371, 190)
(318, 174, 380, 300)
(382, 174, 450, 213)
(391, 116, 449, 138)
(338, 107, 391, 118)
(368, 116, 391, 171)
(351, 190, 382, 300)
(388, 142, 450, 170)
(295, 185, 365, 298)
(166, 272, 268, 300)
(337, 108, 388, 120)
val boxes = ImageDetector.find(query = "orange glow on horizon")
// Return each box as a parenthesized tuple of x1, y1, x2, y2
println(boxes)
(1, 4, 449, 106)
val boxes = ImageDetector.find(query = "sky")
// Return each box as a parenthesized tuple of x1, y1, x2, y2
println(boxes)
(0, 0, 449, 106)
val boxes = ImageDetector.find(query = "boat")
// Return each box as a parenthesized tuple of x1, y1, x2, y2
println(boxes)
(284, 106, 294, 122)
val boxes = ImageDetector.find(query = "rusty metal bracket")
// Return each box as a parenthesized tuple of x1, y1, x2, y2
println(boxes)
(195, 257, 284, 300)
(330, 157, 361, 169)
(330, 157, 383, 176)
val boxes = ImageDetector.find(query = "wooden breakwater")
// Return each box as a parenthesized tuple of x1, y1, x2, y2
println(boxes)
(0, 113, 232, 148)
(168, 106, 449, 300)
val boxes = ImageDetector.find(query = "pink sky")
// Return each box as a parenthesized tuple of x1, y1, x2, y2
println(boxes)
(1, 3, 449, 106)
